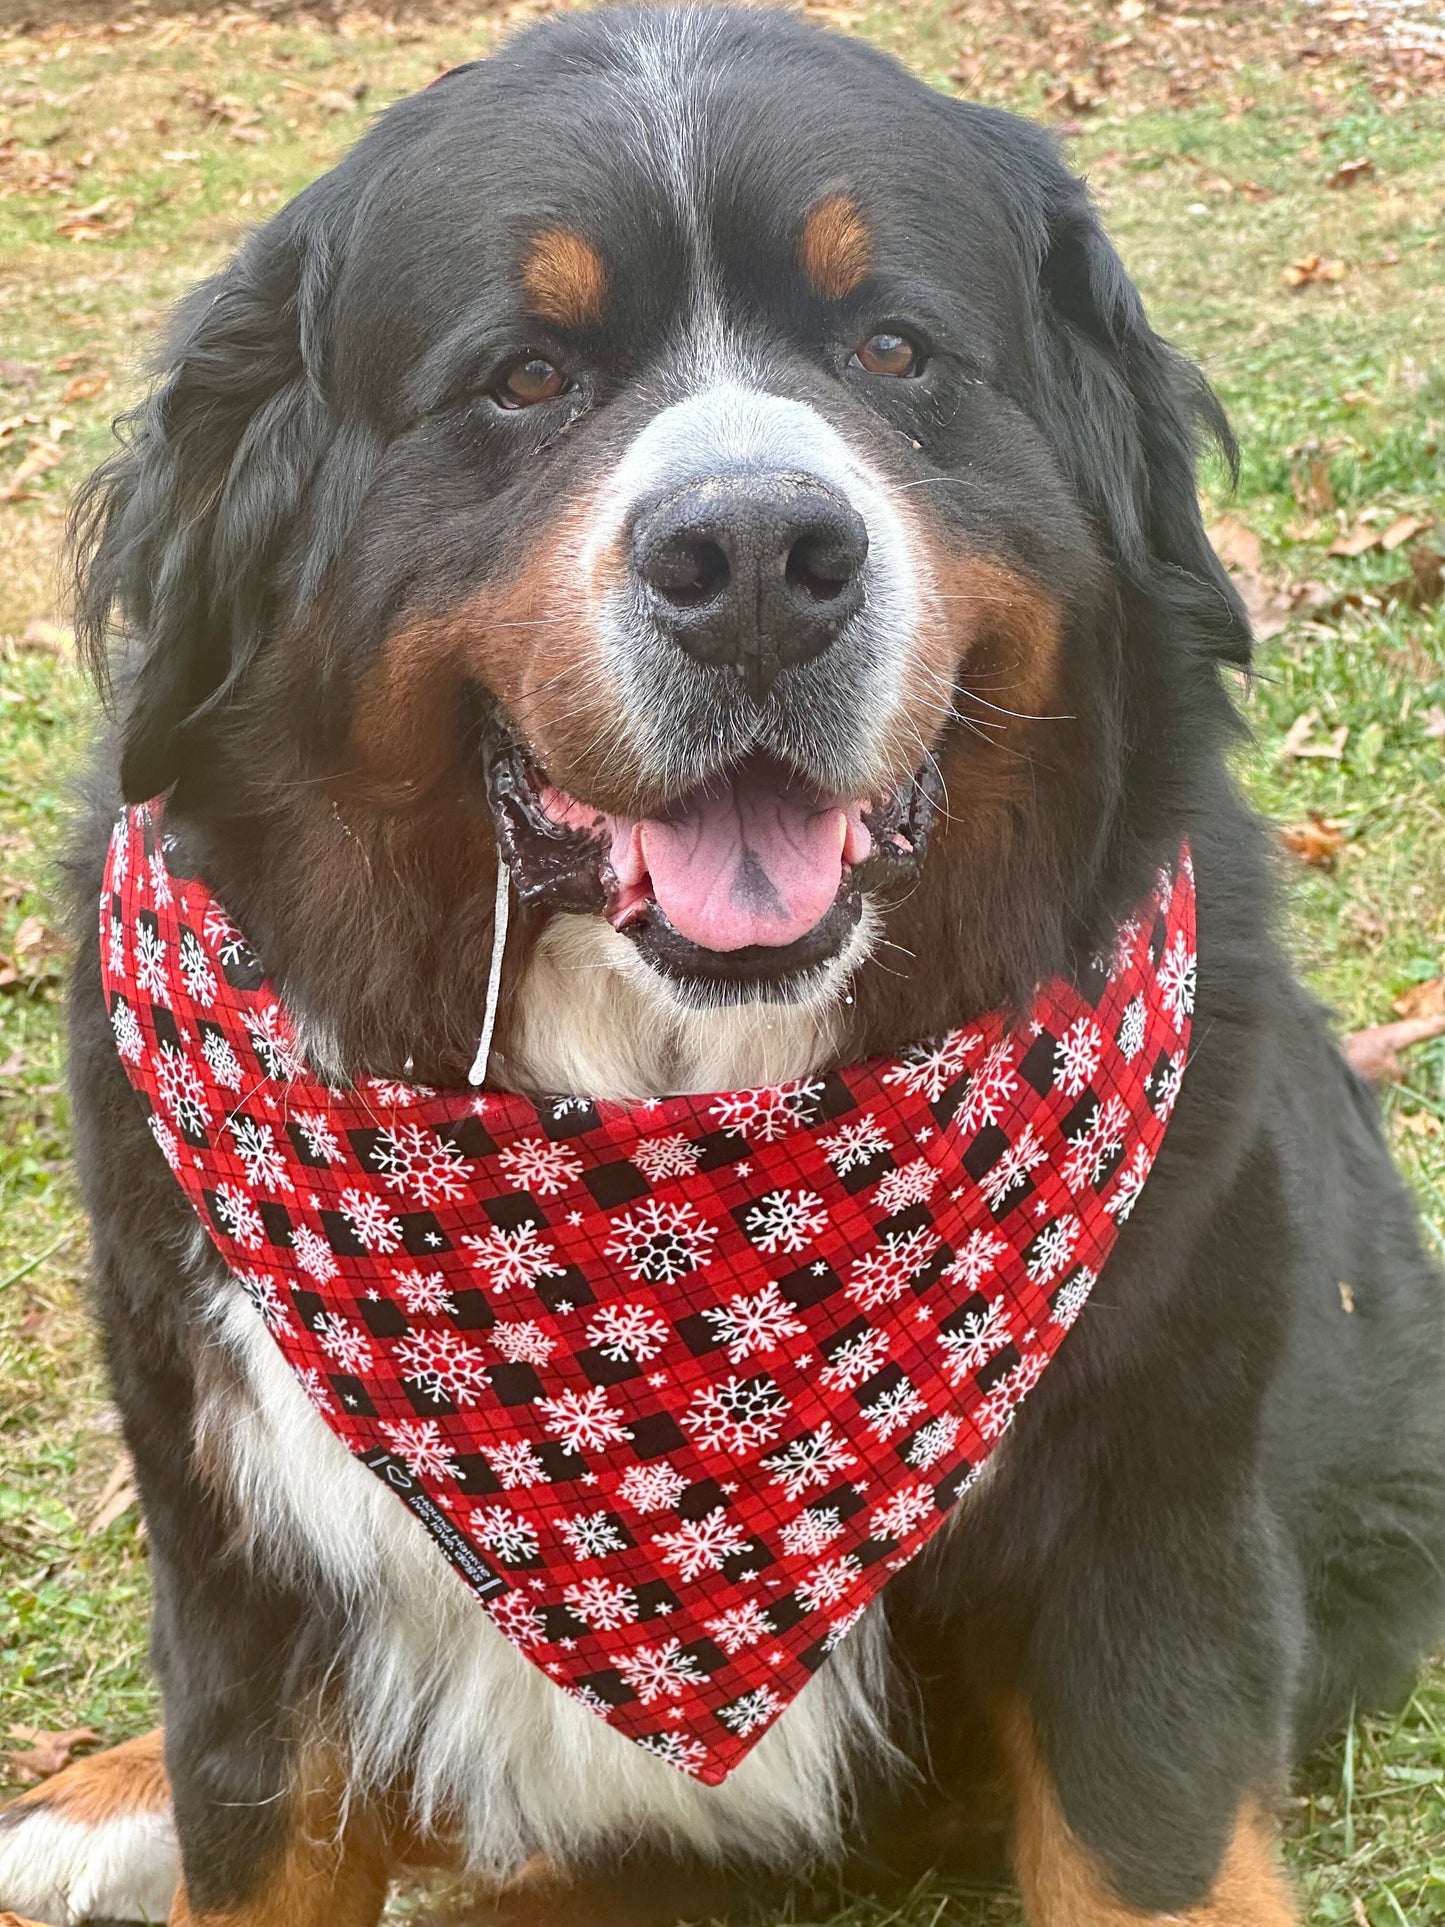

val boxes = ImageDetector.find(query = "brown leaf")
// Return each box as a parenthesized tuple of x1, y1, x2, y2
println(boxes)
(1292, 456, 1335, 515)
(1206, 513, 1262, 573)
(51, 351, 89, 372)
(60, 371, 108, 404)
(1392, 978, 1445, 1021)
(1399, 547, 1443, 610)
(1379, 511, 1432, 552)
(1342, 1013, 1445, 1085)
(2, 1726, 100, 1785)
(1281, 814, 1346, 868)
(1328, 519, 1385, 557)
(1399, 1109, 1442, 1138)
(55, 197, 135, 242)
(1327, 156, 1374, 189)
(1284, 253, 1346, 288)
(1278, 709, 1320, 761)
(87, 1452, 138, 1536)
(0, 442, 64, 504)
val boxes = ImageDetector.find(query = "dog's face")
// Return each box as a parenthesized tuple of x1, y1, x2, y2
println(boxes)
(80, 6, 1249, 1029)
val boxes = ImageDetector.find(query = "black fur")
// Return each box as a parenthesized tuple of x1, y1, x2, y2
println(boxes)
(57, 7, 1445, 1917)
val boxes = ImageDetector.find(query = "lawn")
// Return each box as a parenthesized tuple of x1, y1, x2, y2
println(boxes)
(0, 1, 1442, 1921)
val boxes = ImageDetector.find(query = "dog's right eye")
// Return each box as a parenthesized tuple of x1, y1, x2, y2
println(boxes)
(494, 357, 571, 409)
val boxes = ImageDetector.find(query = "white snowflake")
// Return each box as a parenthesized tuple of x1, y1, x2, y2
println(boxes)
(882, 1032, 975, 1103)
(368, 1079, 430, 1108)
(605, 1198, 718, 1284)
(110, 999, 144, 1064)
(797, 1553, 862, 1612)
(296, 1366, 334, 1415)
(870, 1482, 935, 1540)
(710, 1077, 823, 1142)
(938, 1297, 1012, 1385)
(550, 1094, 592, 1119)
(313, 1311, 373, 1376)
(860, 1377, 926, 1440)
(977, 1353, 1047, 1440)
(819, 1113, 892, 1174)
(110, 819, 129, 883)
(242, 1004, 304, 1080)
(611, 1638, 704, 1703)
(1105, 1143, 1152, 1222)
(1053, 1017, 1103, 1098)
(462, 1221, 565, 1292)
(498, 1136, 583, 1197)
(371, 1122, 473, 1207)
(484, 1438, 546, 1488)
(147, 848, 172, 906)
(905, 1412, 964, 1470)
(1152, 1053, 1184, 1120)
(958, 1041, 1020, 1134)
(1051, 1266, 1097, 1328)
(107, 913, 125, 978)
(585, 1301, 670, 1363)
(702, 1280, 807, 1363)
(873, 1158, 941, 1216)
(396, 1328, 491, 1406)
(632, 1134, 703, 1183)
(214, 1181, 264, 1250)
(706, 1600, 775, 1654)
(147, 1113, 181, 1170)
(339, 1186, 404, 1254)
(392, 1268, 456, 1318)
(559, 1510, 628, 1560)
(682, 1375, 790, 1456)
(718, 1685, 785, 1737)
(1062, 1094, 1130, 1190)
(617, 1461, 688, 1514)
(979, 1123, 1047, 1210)
(178, 928, 215, 1007)
(488, 1592, 547, 1647)
(295, 1110, 343, 1163)
(653, 1505, 749, 1579)
(469, 1504, 540, 1564)
(1118, 995, 1146, 1061)
(201, 1028, 244, 1092)
(235, 1268, 291, 1335)
(135, 923, 170, 1004)
(946, 1227, 1009, 1291)
(537, 1386, 629, 1453)
(155, 1041, 210, 1134)
(762, 1420, 857, 1502)
(823, 1605, 867, 1652)
(1027, 1215, 1081, 1286)
(229, 1116, 293, 1193)
(204, 904, 250, 968)
(491, 1318, 555, 1366)
(742, 1187, 829, 1256)
(780, 1506, 844, 1557)
(1157, 933, 1197, 1023)
(820, 1326, 890, 1392)
(383, 1419, 463, 1483)
(564, 1575, 640, 1630)
(291, 1223, 339, 1284)
(635, 1731, 709, 1775)
(846, 1227, 940, 1311)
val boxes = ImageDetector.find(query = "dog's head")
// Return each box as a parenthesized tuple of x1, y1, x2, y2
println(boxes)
(74, 6, 1248, 1048)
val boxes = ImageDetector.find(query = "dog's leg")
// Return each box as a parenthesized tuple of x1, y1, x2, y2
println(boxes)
(1000, 1704, 1297, 1927)
(0, 1728, 179, 1925)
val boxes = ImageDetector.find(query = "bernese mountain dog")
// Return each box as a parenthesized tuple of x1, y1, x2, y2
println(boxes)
(3, 9, 1443, 1926)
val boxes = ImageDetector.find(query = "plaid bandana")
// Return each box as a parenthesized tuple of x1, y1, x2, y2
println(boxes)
(100, 804, 1194, 1783)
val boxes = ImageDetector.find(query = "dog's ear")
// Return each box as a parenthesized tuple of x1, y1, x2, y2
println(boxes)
(1027, 163, 1252, 667)
(70, 193, 339, 801)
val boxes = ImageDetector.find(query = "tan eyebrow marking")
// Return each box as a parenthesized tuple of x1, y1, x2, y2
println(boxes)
(798, 193, 872, 301)
(522, 227, 609, 328)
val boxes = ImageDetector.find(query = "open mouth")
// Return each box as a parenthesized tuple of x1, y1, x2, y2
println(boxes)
(483, 720, 940, 993)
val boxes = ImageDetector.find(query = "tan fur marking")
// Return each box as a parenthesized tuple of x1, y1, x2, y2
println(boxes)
(4, 1727, 170, 1824)
(1001, 1703, 1298, 1926)
(799, 194, 871, 301)
(522, 227, 608, 328)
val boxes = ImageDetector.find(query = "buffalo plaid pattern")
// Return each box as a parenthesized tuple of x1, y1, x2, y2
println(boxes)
(101, 803, 1195, 1783)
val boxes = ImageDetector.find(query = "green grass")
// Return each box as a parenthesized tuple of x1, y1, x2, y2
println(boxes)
(1, 3, 1442, 1921)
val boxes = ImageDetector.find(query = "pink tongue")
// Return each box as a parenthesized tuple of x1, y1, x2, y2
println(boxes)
(617, 780, 857, 952)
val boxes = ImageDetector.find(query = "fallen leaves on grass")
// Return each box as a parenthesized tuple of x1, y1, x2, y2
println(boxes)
(2, 1726, 100, 1785)
(55, 196, 135, 241)
(1329, 511, 1435, 556)
(1392, 980, 1445, 1021)
(1342, 1015, 1445, 1084)
(0, 442, 65, 504)
(1279, 710, 1349, 764)
(1205, 514, 1296, 639)
(1285, 253, 1347, 288)
(1327, 156, 1375, 189)
(59, 370, 108, 403)
(1281, 813, 1347, 868)
(88, 1453, 138, 1537)
(0, 913, 67, 990)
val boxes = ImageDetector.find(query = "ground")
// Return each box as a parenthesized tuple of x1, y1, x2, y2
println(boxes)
(0, 1, 1442, 1921)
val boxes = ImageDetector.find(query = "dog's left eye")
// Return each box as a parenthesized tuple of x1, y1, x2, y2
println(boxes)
(494, 357, 572, 409)
(850, 331, 921, 379)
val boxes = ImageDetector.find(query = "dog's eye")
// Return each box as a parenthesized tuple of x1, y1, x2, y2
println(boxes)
(494, 357, 571, 409)
(851, 332, 920, 379)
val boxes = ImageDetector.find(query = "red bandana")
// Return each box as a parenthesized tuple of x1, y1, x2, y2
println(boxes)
(101, 804, 1194, 1783)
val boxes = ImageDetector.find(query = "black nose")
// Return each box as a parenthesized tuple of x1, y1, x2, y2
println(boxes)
(632, 475, 869, 702)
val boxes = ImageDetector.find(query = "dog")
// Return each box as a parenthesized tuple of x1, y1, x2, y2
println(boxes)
(3, 9, 1444, 1926)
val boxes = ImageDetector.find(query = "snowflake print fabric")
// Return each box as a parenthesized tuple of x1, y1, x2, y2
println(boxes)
(101, 804, 1195, 1786)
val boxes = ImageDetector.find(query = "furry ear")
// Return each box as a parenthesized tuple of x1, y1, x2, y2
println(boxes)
(70, 195, 338, 801)
(1030, 170, 1252, 668)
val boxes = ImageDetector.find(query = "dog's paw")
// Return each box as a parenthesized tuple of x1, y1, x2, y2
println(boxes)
(0, 1731, 178, 1925)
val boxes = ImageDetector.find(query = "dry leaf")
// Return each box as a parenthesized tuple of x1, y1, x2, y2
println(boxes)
(51, 352, 89, 372)
(1398, 1110, 1442, 1138)
(87, 1452, 138, 1536)
(1284, 253, 1346, 288)
(1292, 456, 1335, 515)
(1328, 520, 1385, 558)
(1392, 978, 1445, 1021)
(0, 442, 64, 504)
(56, 197, 135, 242)
(1206, 513, 1262, 573)
(60, 371, 108, 404)
(1327, 156, 1374, 189)
(1278, 709, 1320, 761)
(1379, 512, 1432, 552)
(1342, 1013, 1445, 1084)
(2, 1726, 100, 1785)
(1281, 813, 1346, 868)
